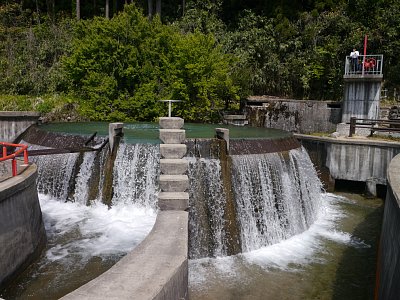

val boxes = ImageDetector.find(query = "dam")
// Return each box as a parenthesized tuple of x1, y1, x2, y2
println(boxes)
(0, 121, 382, 299)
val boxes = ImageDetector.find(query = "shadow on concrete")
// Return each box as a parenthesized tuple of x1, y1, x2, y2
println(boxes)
(332, 202, 383, 300)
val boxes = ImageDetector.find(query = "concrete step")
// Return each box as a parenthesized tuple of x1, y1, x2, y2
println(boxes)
(159, 129, 185, 144)
(159, 117, 184, 129)
(160, 159, 188, 175)
(159, 175, 188, 192)
(158, 192, 189, 210)
(160, 144, 187, 159)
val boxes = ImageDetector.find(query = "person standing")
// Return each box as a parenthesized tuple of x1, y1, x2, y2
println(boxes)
(350, 48, 360, 72)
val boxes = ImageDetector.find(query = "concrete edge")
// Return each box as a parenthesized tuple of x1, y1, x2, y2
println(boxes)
(60, 210, 188, 300)
(295, 133, 400, 148)
(0, 164, 37, 201)
(0, 111, 41, 118)
(387, 154, 400, 208)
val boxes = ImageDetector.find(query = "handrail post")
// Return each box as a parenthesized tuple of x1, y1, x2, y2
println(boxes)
(23, 149, 29, 164)
(12, 158, 17, 176)
(2, 146, 6, 158)
(349, 117, 356, 137)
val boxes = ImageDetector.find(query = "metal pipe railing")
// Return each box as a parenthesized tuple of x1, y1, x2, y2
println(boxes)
(0, 142, 29, 177)
(345, 54, 383, 76)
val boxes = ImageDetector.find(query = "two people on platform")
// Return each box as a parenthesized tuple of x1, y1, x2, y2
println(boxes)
(350, 48, 360, 72)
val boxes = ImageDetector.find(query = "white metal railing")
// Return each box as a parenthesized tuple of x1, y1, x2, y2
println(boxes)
(344, 54, 383, 76)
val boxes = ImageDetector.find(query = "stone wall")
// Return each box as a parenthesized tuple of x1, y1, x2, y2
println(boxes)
(0, 164, 46, 288)
(377, 154, 400, 299)
(0, 111, 40, 142)
(246, 98, 341, 134)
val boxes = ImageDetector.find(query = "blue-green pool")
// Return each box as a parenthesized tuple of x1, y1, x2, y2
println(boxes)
(38, 122, 291, 144)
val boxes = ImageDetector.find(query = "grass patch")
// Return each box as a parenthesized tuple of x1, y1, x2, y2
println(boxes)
(308, 132, 333, 137)
(380, 98, 400, 108)
(0, 94, 72, 112)
(0, 94, 87, 122)
(368, 134, 400, 142)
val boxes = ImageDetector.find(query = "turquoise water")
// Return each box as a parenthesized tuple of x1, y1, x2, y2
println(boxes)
(39, 122, 291, 143)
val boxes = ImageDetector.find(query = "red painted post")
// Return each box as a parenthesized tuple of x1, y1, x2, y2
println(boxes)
(23, 149, 29, 164)
(12, 159, 17, 176)
(364, 35, 368, 57)
(362, 35, 368, 76)
(2, 146, 6, 158)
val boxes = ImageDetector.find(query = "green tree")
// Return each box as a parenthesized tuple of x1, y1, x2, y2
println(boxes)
(63, 4, 239, 121)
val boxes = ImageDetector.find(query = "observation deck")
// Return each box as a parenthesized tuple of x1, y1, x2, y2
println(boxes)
(344, 54, 383, 80)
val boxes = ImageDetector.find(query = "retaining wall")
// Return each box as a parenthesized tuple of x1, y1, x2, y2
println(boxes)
(0, 163, 46, 288)
(246, 98, 341, 134)
(297, 135, 400, 192)
(0, 111, 40, 142)
(377, 154, 400, 299)
(61, 210, 188, 300)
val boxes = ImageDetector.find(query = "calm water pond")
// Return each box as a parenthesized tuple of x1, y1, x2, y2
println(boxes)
(189, 192, 383, 300)
(38, 122, 291, 143)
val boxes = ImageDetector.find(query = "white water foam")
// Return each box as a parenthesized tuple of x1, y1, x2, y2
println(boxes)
(189, 193, 370, 286)
(40, 194, 156, 263)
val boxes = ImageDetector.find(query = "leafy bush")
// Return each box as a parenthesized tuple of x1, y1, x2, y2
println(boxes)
(63, 5, 240, 122)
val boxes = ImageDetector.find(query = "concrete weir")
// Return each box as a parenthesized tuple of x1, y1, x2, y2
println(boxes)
(61, 117, 189, 300)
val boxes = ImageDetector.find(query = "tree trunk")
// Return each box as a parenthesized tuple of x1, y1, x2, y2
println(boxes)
(182, 0, 185, 16)
(76, 0, 81, 20)
(148, 0, 153, 18)
(105, 0, 109, 19)
(35, 0, 40, 24)
(156, 0, 161, 16)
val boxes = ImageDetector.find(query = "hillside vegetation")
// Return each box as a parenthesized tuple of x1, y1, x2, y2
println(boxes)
(1, 0, 399, 122)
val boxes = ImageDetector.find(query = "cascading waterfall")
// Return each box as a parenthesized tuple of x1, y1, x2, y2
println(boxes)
(231, 147, 322, 252)
(187, 146, 322, 258)
(73, 151, 97, 204)
(27, 142, 159, 208)
(25, 143, 80, 201)
(28, 136, 321, 259)
(188, 157, 229, 259)
(112, 143, 159, 209)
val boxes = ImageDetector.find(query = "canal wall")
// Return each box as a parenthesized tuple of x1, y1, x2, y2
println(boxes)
(60, 211, 188, 300)
(297, 135, 400, 193)
(0, 163, 46, 288)
(0, 111, 40, 143)
(377, 154, 400, 299)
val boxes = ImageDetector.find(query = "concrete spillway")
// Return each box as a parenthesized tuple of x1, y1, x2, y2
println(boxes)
(1, 123, 323, 299)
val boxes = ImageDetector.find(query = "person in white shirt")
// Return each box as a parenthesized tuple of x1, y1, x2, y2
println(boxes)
(350, 48, 360, 71)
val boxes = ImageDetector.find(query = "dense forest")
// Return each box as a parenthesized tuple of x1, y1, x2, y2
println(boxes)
(0, 0, 399, 122)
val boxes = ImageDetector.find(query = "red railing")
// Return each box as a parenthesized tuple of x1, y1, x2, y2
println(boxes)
(0, 142, 29, 176)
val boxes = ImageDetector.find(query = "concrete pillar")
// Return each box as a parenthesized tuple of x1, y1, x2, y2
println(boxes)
(366, 177, 377, 197)
(215, 128, 229, 153)
(342, 77, 383, 123)
(108, 123, 123, 152)
(158, 117, 189, 211)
